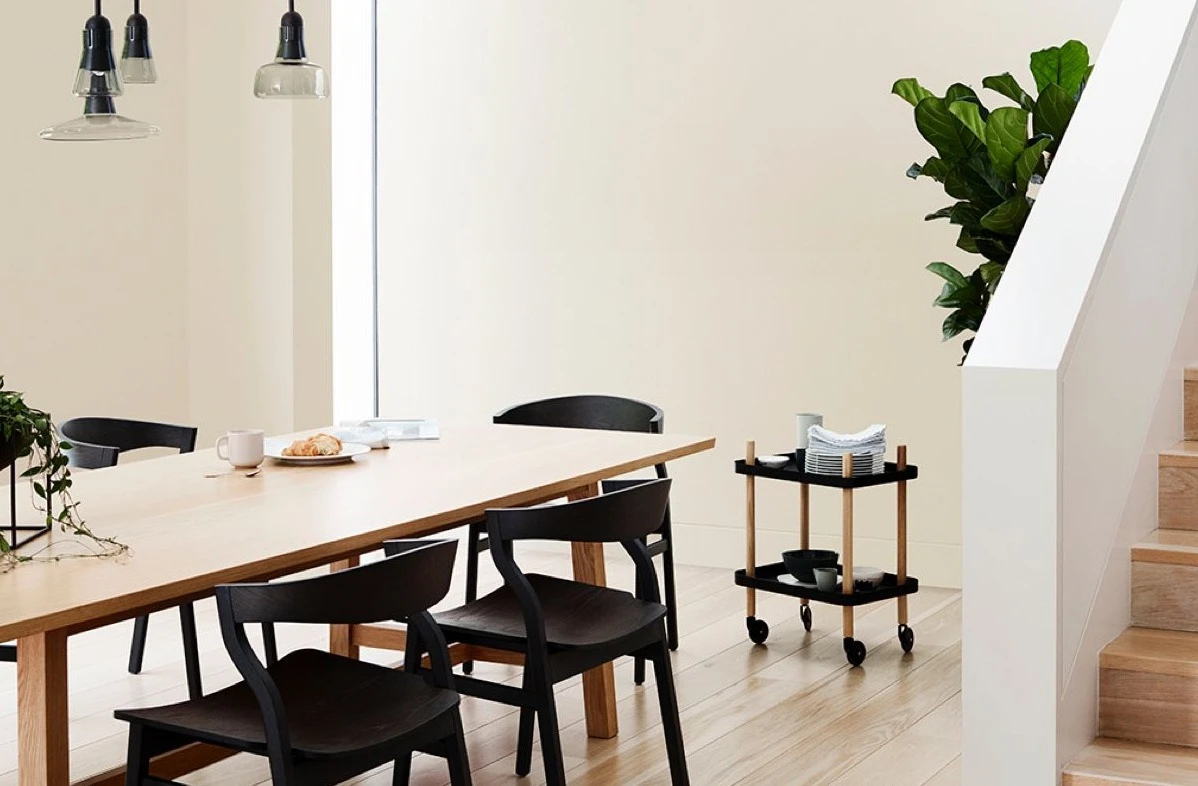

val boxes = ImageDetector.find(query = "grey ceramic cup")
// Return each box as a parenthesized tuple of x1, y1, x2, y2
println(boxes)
(814, 566, 839, 592)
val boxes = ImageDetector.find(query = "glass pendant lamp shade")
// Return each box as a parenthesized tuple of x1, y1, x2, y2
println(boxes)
(254, 2, 329, 99)
(73, 3, 124, 98)
(41, 1, 157, 142)
(120, 0, 157, 84)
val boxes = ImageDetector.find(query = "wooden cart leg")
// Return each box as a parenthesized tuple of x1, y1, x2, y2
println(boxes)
(799, 482, 812, 630)
(330, 555, 361, 659)
(569, 483, 619, 739)
(18, 629, 70, 786)
(842, 455, 854, 640)
(745, 441, 757, 620)
(897, 446, 909, 627)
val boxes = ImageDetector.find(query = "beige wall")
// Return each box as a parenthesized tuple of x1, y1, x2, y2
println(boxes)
(2, 2, 331, 448)
(375, 1, 1122, 586)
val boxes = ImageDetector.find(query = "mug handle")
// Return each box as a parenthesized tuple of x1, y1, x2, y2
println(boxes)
(215, 435, 229, 461)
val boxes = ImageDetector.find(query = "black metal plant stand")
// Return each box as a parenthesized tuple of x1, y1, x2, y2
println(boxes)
(7, 461, 53, 550)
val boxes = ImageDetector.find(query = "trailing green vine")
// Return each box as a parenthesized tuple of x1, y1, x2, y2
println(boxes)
(0, 376, 128, 569)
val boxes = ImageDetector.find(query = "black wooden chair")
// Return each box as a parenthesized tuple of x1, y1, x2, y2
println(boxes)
(114, 539, 472, 786)
(469, 395, 677, 686)
(402, 480, 688, 786)
(57, 417, 216, 699)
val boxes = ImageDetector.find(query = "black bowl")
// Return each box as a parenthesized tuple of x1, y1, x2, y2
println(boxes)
(781, 549, 839, 584)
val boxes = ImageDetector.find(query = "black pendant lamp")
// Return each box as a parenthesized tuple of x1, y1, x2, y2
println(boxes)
(120, 0, 157, 84)
(41, 0, 158, 141)
(254, 0, 329, 99)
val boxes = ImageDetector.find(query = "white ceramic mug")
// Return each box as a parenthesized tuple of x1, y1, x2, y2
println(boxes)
(795, 413, 823, 451)
(215, 430, 265, 468)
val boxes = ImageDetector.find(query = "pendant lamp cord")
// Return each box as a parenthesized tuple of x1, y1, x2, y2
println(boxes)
(134, 0, 140, 13)
(95, 0, 102, 15)
(289, 0, 295, 11)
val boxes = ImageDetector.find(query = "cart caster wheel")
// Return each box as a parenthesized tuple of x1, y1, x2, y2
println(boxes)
(844, 637, 867, 666)
(747, 616, 770, 645)
(898, 624, 915, 653)
(800, 605, 813, 632)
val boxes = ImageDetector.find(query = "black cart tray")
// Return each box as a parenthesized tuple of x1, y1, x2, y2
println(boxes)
(735, 450, 918, 488)
(734, 562, 919, 606)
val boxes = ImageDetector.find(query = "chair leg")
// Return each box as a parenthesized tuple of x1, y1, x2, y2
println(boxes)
(463, 524, 480, 676)
(516, 707, 536, 776)
(391, 750, 412, 785)
(445, 710, 473, 786)
(634, 655, 647, 686)
(125, 724, 152, 786)
(178, 603, 203, 700)
(534, 674, 567, 786)
(127, 615, 150, 675)
(650, 639, 690, 786)
(516, 665, 536, 776)
(662, 535, 679, 652)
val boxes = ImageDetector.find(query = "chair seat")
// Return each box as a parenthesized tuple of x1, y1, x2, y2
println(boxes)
(115, 649, 459, 759)
(435, 573, 667, 650)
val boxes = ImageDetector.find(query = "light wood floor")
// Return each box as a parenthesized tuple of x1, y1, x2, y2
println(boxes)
(0, 548, 961, 785)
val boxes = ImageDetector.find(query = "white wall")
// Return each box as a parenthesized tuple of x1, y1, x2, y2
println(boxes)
(374, 1, 1121, 587)
(2, 1, 189, 425)
(1, 1, 332, 447)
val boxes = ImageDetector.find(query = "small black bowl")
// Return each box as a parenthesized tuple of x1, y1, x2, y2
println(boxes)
(781, 549, 839, 584)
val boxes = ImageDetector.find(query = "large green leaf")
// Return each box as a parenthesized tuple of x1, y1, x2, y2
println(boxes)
(907, 156, 953, 181)
(979, 262, 1006, 293)
(1015, 137, 1053, 192)
(949, 101, 987, 140)
(944, 83, 977, 104)
(980, 196, 1031, 234)
(949, 202, 985, 230)
(927, 261, 968, 289)
(943, 307, 985, 340)
(983, 107, 1029, 183)
(925, 205, 955, 221)
(1030, 40, 1090, 95)
(957, 228, 979, 254)
(1033, 84, 1077, 152)
(892, 78, 935, 107)
(915, 97, 982, 161)
(974, 237, 1014, 263)
(982, 73, 1033, 111)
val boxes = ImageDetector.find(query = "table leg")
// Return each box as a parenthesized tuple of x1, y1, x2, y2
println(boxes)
(569, 483, 618, 739)
(329, 556, 361, 659)
(18, 629, 70, 786)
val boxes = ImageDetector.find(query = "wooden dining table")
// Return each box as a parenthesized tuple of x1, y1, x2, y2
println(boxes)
(0, 423, 714, 785)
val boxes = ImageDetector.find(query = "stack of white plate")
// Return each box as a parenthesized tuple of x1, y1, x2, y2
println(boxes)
(804, 450, 885, 476)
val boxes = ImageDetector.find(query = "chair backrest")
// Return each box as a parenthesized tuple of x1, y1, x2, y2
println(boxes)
(494, 395, 668, 480)
(59, 417, 198, 469)
(214, 539, 457, 779)
(494, 395, 664, 435)
(487, 478, 672, 545)
(216, 539, 457, 627)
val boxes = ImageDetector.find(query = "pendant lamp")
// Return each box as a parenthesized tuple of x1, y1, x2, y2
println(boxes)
(120, 0, 157, 84)
(41, 0, 159, 141)
(254, 0, 329, 99)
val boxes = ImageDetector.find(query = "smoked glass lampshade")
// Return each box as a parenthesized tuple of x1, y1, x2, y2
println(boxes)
(254, 7, 329, 99)
(40, 96, 160, 142)
(120, 1, 157, 85)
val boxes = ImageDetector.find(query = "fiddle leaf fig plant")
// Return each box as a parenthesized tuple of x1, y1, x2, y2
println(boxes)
(0, 376, 127, 568)
(894, 40, 1093, 361)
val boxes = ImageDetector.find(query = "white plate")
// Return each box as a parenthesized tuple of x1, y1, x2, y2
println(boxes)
(757, 455, 791, 468)
(776, 574, 818, 589)
(265, 440, 371, 465)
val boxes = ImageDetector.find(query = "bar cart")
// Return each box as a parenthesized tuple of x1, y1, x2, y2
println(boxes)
(733, 440, 919, 666)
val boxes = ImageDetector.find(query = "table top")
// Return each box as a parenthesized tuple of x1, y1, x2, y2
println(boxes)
(0, 424, 715, 641)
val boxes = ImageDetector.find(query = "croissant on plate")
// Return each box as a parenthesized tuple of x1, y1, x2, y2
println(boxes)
(282, 433, 343, 457)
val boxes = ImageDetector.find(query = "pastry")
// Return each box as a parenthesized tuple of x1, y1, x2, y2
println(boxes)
(282, 433, 343, 457)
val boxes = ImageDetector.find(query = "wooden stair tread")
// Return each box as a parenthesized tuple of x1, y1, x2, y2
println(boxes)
(1102, 628, 1198, 677)
(1133, 530, 1198, 567)
(1066, 738, 1198, 785)
(1161, 442, 1198, 468)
